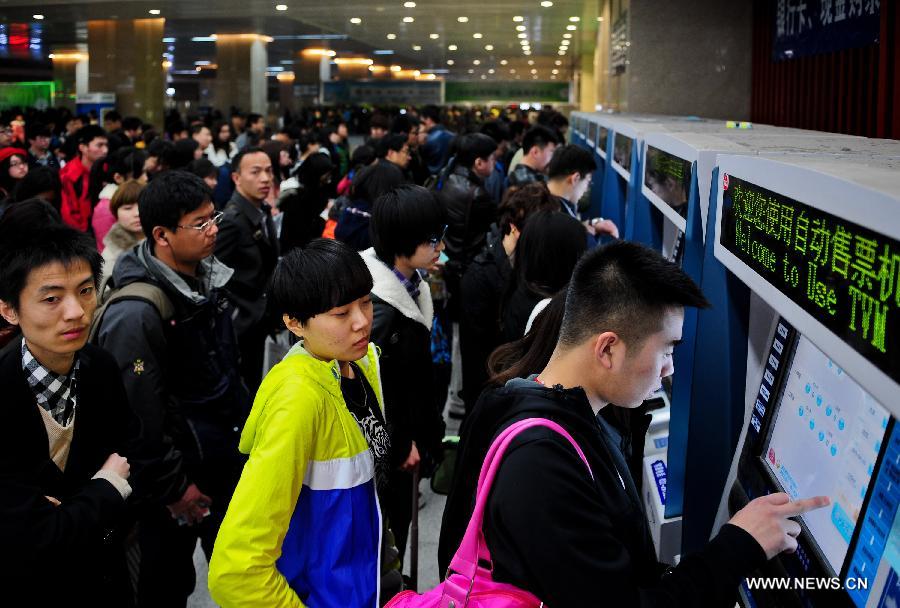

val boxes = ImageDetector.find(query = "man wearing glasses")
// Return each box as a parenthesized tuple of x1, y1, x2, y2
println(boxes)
(93, 171, 250, 608)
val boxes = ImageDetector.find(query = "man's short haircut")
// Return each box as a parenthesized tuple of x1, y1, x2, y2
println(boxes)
(547, 144, 597, 180)
(26, 122, 51, 142)
(188, 158, 218, 180)
(172, 138, 199, 170)
(377, 133, 408, 158)
(231, 146, 268, 173)
(246, 113, 264, 127)
(455, 133, 497, 169)
(497, 182, 559, 236)
(509, 121, 527, 139)
(14, 166, 61, 205)
(369, 114, 391, 132)
(110, 179, 145, 217)
(190, 123, 210, 137)
(350, 144, 376, 169)
(421, 105, 441, 124)
(0, 218, 101, 310)
(351, 161, 405, 204)
(522, 125, 560, 155)
(122, 116, 143, 132)
(147, 139, 177, 169)
(138, 170, 212, 240)
(103, 110, 122, 124)
(371, 184, 447, 265)
(480, 120, 510, 145)
(269, 238, 373, 324)
(75, 125, 107, 150)
(560, 241, 710, 349)
(391, 114, 419, 134)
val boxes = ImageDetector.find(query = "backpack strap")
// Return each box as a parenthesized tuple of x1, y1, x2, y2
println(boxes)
(448, 418, 594, 581)
(89, 282, 175, 342)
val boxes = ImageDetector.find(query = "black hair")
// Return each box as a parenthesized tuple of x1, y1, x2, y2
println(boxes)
(488, 289, 567, 388)
(480, 120, 510, 145)
(547, 144, 597, 180)
(269, 238, 373, 324)
(297, 132, 320, 156)
(122, 116, 143, 132)
(515, 210, 587, 298)
(455, 133, 497, 168)
(188, 158, 218, 180)
(0, 151, 27, 196)
(26, 122, 51, 142)
(371, 184, 447, 265)
(497, 182, 559, 236)
(0, 214, 100, 310)
(14, 166, 61, 209)
(147, 139, 177, 171)
(211, 119, 232, 153)
(351, 161, 405, 204)
(349, 144, 376, 170)
(137, 170, 212, 240)
(421, 105, 441, 124)
(190, 123, 210, 137)
(74, 125, 107, 151)
(369, 114, 391, 132)
(172, 138, 200, 170)
(166, 120, 187, 139)
(231, 146, 268, 173)
(522, 125, 560, 155)
(103, 110, 122, 123)
(296, 152, 334, 191)
(391, 114, 419, 135)
(109, 146, 147, 180)
(246, 113, 264, 127)
(509, 121, 527, 139)
(560, 240, 710, 349)
(376, 133, 407, 158)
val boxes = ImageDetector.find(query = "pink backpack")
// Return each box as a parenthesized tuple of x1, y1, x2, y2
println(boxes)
(386, 418, 594, 608)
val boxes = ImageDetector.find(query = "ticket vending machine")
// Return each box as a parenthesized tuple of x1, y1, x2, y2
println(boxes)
(571, 111, 612, 220)
(707, 154, 900, 606)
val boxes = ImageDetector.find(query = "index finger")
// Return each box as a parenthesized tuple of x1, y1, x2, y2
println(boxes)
(779, 495, 831, 517)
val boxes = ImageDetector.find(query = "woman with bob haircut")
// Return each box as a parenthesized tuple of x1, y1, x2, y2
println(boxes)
(362, 184, 448, 566)
(209, 238, 401, 608)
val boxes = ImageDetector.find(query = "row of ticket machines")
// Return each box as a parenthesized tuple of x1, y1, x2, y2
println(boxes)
(570, 112, 900, 606)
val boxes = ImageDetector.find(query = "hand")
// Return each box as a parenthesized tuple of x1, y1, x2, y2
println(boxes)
(167, 483, 212, 526)
(401, 442, 421, 472)
(585, 218, 619, 239)
(728, 493, 830, 560)
(45, 496, 61, 507)
(100, 453, 130, 480)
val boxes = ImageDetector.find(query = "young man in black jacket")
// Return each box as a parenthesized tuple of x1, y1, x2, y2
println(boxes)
(0, 220, 179, 607)
(362, 184, 448, 564)
(95, 171, 250, 608)
(439, 241, 829, 606)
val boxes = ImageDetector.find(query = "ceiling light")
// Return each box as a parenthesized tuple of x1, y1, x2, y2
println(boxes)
(350, 17, 362, 24)
(334, 57, 374, 65)
(561, 40, 570, 46)
(569, 16, 580, 21)
(412, 45, 422, 50)
(275, 4, 288, 10)
(558, 50, 566, 55)
(473, 59, 480, 65)
(447, 59, 455, 65)
(484, 44, 494, 51)
(488, 68, 495, 74)
(481, 74, 487, 80)
(551, 75, 556, 79)
(467, 68, 474, 73)
(567, 24, 577, 30)
(473, 32, 483, 39)
(598, 16, 605, 21)
(518, 33, 527, 39)
(404, 1, 416, 6)
(563, 33, 572, 38)
(458, 16, 469, 22)
(513, 15, 524, 22)
(510, 68, 516, 73)
(540, 1, 553, 6)
(531, 68, 537, 74)
(430, 33, 440, 39)
(528, 59, 534, 65)
(390, 64, 402, 72)
(33, 14, 44, 20)
(302, 48, 337, 57)
(523, 50, 532, 55)
(500, 59, 508, 65)
(403, 16, 414, 23)
(516, 25, 526, 31)
(387, 33, 397, 39)
(373, 49, 395, 54)
(551, 68, 559, 74)
(448, 44, 457, 50)
(166, 87, 175, 95)
(149, 8, 161, 15)
(532, 75, 538, 79)
(555, 59, 562, 65)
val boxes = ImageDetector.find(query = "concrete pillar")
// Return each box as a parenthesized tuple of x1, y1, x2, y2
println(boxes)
(50, 44, 88, 111)
(87, 19, 165, 126)
(215, 34, 270, 115)
(577, 1, 600, 112)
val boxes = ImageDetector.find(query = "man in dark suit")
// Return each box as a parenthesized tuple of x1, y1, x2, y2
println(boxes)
(215, 147, 280, 392)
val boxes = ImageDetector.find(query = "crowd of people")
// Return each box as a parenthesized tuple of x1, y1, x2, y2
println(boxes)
(0, 100, 825, 607)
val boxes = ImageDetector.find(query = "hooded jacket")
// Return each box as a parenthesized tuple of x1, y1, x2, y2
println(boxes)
(439, 378, 767, 607)
(208, 342, 385, 608)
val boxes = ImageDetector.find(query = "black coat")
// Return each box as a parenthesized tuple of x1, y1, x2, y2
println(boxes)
(435, 165, 497, 308)
(439, 379, 767, 607)
(215, 191, 280, 337)
(459, 225, 511, 410)
(0, 341, 143, 606)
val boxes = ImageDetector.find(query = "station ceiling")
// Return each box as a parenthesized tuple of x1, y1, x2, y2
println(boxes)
(2, 0, 596, 81)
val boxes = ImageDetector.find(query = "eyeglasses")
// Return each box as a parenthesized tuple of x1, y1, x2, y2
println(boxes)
(428, 224, 448, 248)
(178, 211, 224, 233)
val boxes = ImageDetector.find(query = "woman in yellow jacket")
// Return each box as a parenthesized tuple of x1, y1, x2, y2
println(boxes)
(209, 239, 399, 607)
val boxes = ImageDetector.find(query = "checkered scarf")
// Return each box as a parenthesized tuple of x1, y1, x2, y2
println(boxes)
(391, 267, 423, 301)
(21, 338, 79, 426)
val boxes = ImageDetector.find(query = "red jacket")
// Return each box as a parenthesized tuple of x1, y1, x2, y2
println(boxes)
(60, 159, 92, 232)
